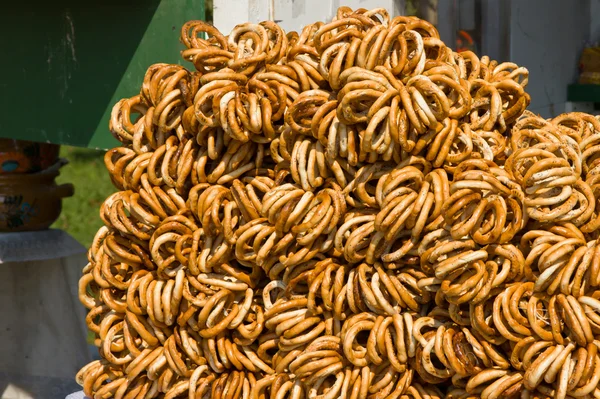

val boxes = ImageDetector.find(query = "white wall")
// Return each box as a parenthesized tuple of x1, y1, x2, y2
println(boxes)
(509, 0, 590, 117)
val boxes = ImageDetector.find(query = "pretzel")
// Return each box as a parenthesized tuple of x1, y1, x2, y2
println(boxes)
(551, 112, 600, 144)
(365, 312, 417, 370)
(375, 165, 449, 246)
(192, 140, 265, 185)
(76, 5, 600, 399)
(442, 159, 526, 244)
(491, 282, 597, 347)
(511, 341, 600, 397)
(505, 143, 593, 225)
(510, 112, 570, 152)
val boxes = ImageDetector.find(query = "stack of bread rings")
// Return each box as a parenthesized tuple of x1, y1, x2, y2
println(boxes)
(76, 6, 600, 399)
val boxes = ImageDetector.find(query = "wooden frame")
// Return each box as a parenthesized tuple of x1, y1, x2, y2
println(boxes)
(0, 0, 205, 150)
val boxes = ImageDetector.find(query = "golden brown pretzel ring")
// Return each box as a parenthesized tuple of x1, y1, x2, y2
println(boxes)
(442, 160, 526, 244)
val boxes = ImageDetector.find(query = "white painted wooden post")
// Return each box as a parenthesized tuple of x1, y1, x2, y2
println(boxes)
(213, 0, 404, 34)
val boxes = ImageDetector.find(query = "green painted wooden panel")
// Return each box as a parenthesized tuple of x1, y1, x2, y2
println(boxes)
(0, 0, 204, 150)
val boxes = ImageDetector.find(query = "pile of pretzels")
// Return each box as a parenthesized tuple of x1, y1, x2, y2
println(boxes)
(76, 6, 600, 399)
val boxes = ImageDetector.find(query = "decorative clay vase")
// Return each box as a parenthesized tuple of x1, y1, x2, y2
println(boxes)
(0, 138, 60, 174)
(0, 167, 74, 231)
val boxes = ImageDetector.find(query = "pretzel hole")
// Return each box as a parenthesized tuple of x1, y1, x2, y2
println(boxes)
(430, 352, 446, 370)
(355, 330, 370, 347)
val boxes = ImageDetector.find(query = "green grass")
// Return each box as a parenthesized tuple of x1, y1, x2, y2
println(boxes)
(52, 146, 115, 248)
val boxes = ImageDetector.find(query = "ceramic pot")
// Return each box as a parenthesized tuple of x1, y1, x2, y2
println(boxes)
(0, 168, 74, 232)
(0, 139, 60, 174)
